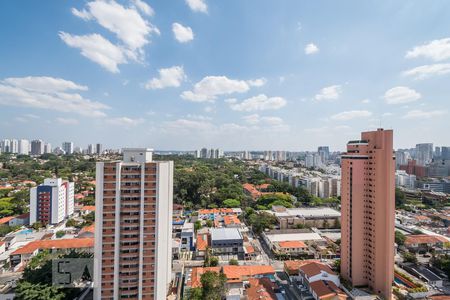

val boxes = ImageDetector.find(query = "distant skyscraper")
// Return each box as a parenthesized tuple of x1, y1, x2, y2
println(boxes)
(62, 142, 74, 155)
(0, 139, 11, 153)
(415, 143, 433, 166)
(30, 178, 74, 225)
(18, 139, 30, 155)
(435, 146, 441, 159)
(30, 139, 44, 156)
(200, 148, 208, 158)
(96, 143, 103, 155)
(341, 129, 395, 299)
(442, 147, 450, 160)
(87, 144, 95, 155)
(44, 143, 52, 154)
(10, 139, 19, 154)
(94, 148, 173, 299)
(318, 146, 330, 163)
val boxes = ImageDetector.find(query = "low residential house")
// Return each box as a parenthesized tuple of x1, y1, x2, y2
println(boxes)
(244, 244, 257, 260)
(0, 241, 5, 255)
(404, 234, 448, 252)
(309, 280, 347, 300)
(173, 204, 184, 219)
(198, 208, 242, 220)
(223, 215, 242, 228)
(80, 205, 95, 216)
(245, 277, 278, 300)
(196, 233, 209, 259)
(77, 223, 95, 238)
(186, 265, 276, 291)
(0, 213, 29, 227)
(10, 238, 94, 269)
(273, 240, 308, 255)
(180, 222, 195, 251)
(284, 260, 320, 281)
(299, 262, 340, 287)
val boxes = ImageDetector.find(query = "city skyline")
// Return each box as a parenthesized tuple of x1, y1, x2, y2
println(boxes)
(1, 1, 450, 150)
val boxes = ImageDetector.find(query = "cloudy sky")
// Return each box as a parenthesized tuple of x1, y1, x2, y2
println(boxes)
(1, 0, 449, 151)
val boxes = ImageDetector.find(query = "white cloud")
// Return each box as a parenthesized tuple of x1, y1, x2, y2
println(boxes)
(59, 32, 128, 73)
(241, 114, 288, 131)
(181, 76, 250, 102)
(247, 78, 267, 87)
(330, 110, 372, 121)
(56, 117, 79, 125)
(145, 66, 186, 89)
(402, 63, 450, 80)
(402, 109, 447, 119)
(106, 117, 145, 126)
(131, 0, 154, 16)
(406, 38, 450, 61)
(0, 76, 108, 117)
(314, 85, 342, 101)
(383, 86, 421, 104)
(382, 112, 393, 117)
(305, 43, 319, 55)
(3, 76, 88, 93)
(224, 98, 237, 104)
(166, 118, 214, 131)
(229, 94, 287, 112)
(71, 0, 159, 51)
(304, 125, 351, 133)
(172, 23, 194, 43)
(66, 0, 159, 72)
(185, 0, 207, 13)
(361, 99, 371, 104)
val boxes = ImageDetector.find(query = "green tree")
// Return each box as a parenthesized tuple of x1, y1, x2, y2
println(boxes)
(229, 258, 239, 265)
(395, 188, 406, 207)
(223, 199, 240, 208)
(186, 287, 203, 300)
(395, 231, 406, 246)
(205, 220, 213, 228)
(403, 252, 418, 264)
(15, 282, 65, 300)
(194, 220, 202, 232)
(200, 271, 227, 300)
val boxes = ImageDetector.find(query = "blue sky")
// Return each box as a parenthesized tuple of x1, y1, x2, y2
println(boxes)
(1, 0, 450, 151)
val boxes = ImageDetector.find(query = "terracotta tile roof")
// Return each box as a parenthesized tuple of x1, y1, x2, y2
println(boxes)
(405, 234, 448, 246)
(245, 245, 255, 254)
(198, 208, 234, 215)
(196, 233, 209, 251)
(246, 277, 277, 300)
(284, 260, 320, 275)
(81, 206, 96, 212)
(224, 215, 241, 226)
(223, 265, 275, 283)
(309, 280, 346, 300)
(16, 213, 29, 219)
(0, 216, 15, 225)
(414, 215, 430, 221)
(243, 183, 263, 199)
(278, 241, 307, 249)
(429, 296, 450, 300)
(189, 265, 275, 287)
(300, 262, 335, 278)
(11, 238, 94, 255)
(187, 267, 221, 288)
(79, 223, 95, 235)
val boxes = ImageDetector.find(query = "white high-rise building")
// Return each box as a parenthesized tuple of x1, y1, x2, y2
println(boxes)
(18, 139, 30, 155)
(62, 142, 74, 155)
(415, 143, 433, 166)
(0, 139, 11, 153)
(94, 148, 173, 299)
(44, 143, 52, 154)
(10, 139, 19, 154)
(30, 178, 75, 225)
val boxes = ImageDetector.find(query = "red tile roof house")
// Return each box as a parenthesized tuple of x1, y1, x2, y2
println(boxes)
(9, 238, 94, 270)
(404, 234, 448, 253)
(186, 265, 276, 293)
(298, 262, 344, 299)
(245, 277, 278, 300)
(273, 241, 309, 255)
(0, 213, 29, 227)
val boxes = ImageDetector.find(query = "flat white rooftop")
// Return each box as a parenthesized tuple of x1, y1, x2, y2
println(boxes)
(270, 207, 341, 218)
(266, 232, 323, 242)
(211, 228, 242, 241)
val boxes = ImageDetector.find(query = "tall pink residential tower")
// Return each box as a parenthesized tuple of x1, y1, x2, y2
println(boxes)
(340, 129, 395, 299)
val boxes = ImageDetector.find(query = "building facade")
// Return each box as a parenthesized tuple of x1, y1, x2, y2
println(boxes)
(94, 148, 173, 300)
(340, 129, 395, 299)
(29, 178, 74, 225)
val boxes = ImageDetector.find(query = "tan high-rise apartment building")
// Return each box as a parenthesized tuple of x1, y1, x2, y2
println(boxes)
(94, 148, 173, 300)
(340, 129, 395, 299)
